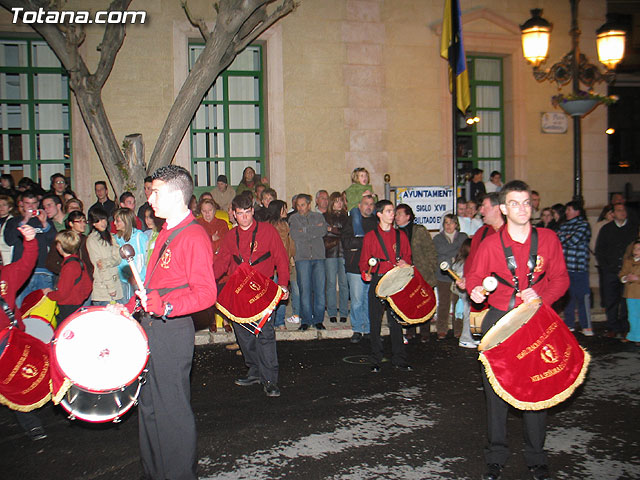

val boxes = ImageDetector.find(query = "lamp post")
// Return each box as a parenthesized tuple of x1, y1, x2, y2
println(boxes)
(520, 0, 626, 203)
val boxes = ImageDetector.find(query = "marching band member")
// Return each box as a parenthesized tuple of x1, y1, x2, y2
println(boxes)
(360, 200, 412, 373)
(128, 165, 217, 480)
(214, 194, 290, 398)
(466, 180, 569, 480)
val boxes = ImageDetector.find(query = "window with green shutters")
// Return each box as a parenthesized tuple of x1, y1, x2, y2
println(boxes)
(0, 38, 72, 186)
(455, 56, 504, 182)
(189, 44, 265, 189)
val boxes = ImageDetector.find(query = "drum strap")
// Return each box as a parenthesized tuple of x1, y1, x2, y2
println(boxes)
(63, 256, 85, 286)
(233, 222, 271, 267)
(373, 228, 401, 273)
(495, 227, 543, 310)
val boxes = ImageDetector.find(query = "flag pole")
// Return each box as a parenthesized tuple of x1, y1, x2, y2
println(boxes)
(450, 0, 458, 214)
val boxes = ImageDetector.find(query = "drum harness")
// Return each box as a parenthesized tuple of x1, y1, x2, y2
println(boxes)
(140, 220, 198, 321)
(493, 227, 545, 310)
(232, 222, 271, 267)
(372, 228, 402, 277)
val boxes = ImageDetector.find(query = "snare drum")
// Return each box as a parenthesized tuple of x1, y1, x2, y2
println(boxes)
(21, 289, 58, 329)
(375, 266, 436, 326)
(23, 315, 55, 344)
(51, 307, 149, 423)
(478, 301, 590, 410)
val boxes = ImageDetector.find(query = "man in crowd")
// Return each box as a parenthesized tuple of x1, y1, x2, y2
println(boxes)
(89, 180, 116, 218)
(557, 201, 593, 335)
(4, 192, 57, 306)
(137, 176, 153, 224)
(361, 200, 412, 372)
(342, 194, 376, 343)
(465, 193, 504, 276)
(41, 194, 66, 232)
(254, 188, 277, 222)
(459, 199, 482, 237)
(315, 190, 329, 214)
(289, 193, 328, 330)
(468, 168, 486, 203)
(467, 180, 568, 480)
(214, 194, 290, 397)
(596, 203, 638, 337)
(128, 165, 217, 480)
(530, 190, 541, 224)
(211, 174, 236, 212)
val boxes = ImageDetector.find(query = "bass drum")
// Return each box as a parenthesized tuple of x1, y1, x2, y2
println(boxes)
(51, 307, 149, 423)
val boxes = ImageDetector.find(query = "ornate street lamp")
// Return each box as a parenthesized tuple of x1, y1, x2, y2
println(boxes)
(520, 0, 625, 203)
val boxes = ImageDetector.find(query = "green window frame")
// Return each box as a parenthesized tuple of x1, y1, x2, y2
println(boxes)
(0, 37, 72, 187)
(188, 43, 265, 190)
(455, 56, 505, 182)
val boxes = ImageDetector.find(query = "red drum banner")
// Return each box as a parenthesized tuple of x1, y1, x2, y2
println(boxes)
(376, 266, 436, 325)
(0, 327, 52, 412)
(216, 262, 283, 324)
(478, 301, 590, 410)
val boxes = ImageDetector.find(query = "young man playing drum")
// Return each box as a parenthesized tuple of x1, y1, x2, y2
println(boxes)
(127, 165, 217, 480)
(360, 200, 412, 372)
(466, 180, 569, 480)
(214, 194, 290, 397)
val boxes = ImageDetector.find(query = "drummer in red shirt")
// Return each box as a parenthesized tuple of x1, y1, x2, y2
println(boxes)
(466, 180, 569, 480)
(360, 200, 412, 373)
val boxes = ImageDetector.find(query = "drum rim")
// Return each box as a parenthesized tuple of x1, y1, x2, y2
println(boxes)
(478, 301, 540, 352)
(58, 381, 141, 423)
(51, 306, 149, 393)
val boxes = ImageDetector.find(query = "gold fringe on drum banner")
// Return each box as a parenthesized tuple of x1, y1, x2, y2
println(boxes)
(0, 389, 51, 413)
(216, 289, 282, 324)
(387, 297, 436, 325)
(51, 376, 72, 405)
(479, 348, 590, 410)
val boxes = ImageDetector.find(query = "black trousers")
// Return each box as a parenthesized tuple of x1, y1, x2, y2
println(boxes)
(481, 307, 548, 467)
(139, 315, 197, 480)
(601, 270, 628, 333)
(368, 274, 407, 367)
(233, 312, 278, 384)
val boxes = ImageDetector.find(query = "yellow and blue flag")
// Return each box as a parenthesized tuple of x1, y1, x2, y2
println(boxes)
(440, 0, 470, 114)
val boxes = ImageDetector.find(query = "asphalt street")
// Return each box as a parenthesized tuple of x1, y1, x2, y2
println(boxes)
(1, 327, 639, 480)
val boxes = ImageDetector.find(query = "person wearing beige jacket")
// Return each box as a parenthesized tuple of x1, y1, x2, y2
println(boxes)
(86, 208, 123, 304)
(619, 239, 640, 343)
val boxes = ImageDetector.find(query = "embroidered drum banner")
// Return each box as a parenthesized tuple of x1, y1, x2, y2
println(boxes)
(216, 262, 283, 324)
(0, 327, 51, 412)
(376, 266, 436, 325)
(478, 301, 590, 410)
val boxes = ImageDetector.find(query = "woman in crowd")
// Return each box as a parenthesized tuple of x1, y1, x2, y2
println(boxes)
(142, 205, 165, 264)
(235, 166, 268, 196)
(433, 214, 468, 340)
(324, 192, 349, 323)
(0, 174, 16, 198)
(196, 198, 229, 256)
(266, 199, 297, 330)
(113, 207, 147, 302)
(536, 207, 554, 229)
(548, 203, 565, 231)
(44, 210, 93, 281)
(86, 207, 123, 305)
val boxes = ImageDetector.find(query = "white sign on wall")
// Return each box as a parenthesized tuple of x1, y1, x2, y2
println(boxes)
(395, 186, 454, 231)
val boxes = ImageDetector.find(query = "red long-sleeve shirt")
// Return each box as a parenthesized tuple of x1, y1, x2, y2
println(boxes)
(214, 220, 290, 286)
(48, 254, 92, 305)
(144, 214, 217, 316)
(359, 226, 412, 275)
(0, 237, 38, 330)
(466, 226, 569, 310)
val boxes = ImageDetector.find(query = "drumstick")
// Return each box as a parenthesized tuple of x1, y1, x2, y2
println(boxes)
(366, 257, 378, 275)
(119, 244, 146, 294)
(439, 261, 461, 283)
(480, 276, 498, 296)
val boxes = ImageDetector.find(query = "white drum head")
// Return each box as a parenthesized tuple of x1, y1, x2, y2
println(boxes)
(478, 301, 540, 352)
(376, 266, 414, 298)
(23, 316, 54, 344)
(53, 307, 149, 392)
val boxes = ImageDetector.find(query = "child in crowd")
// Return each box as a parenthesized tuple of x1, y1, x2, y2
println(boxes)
(344, 167, 376, 237)
(450, 239, 476, 348)
(43, 230, 92, 323)
(620, 239, 640, 344)
(113, 208, 147, 302)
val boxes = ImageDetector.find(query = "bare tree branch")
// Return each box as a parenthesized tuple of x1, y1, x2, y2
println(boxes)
(231, 0, 296, 54)
(93, 0, 132, 88)
(182, 0, 212, 41)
